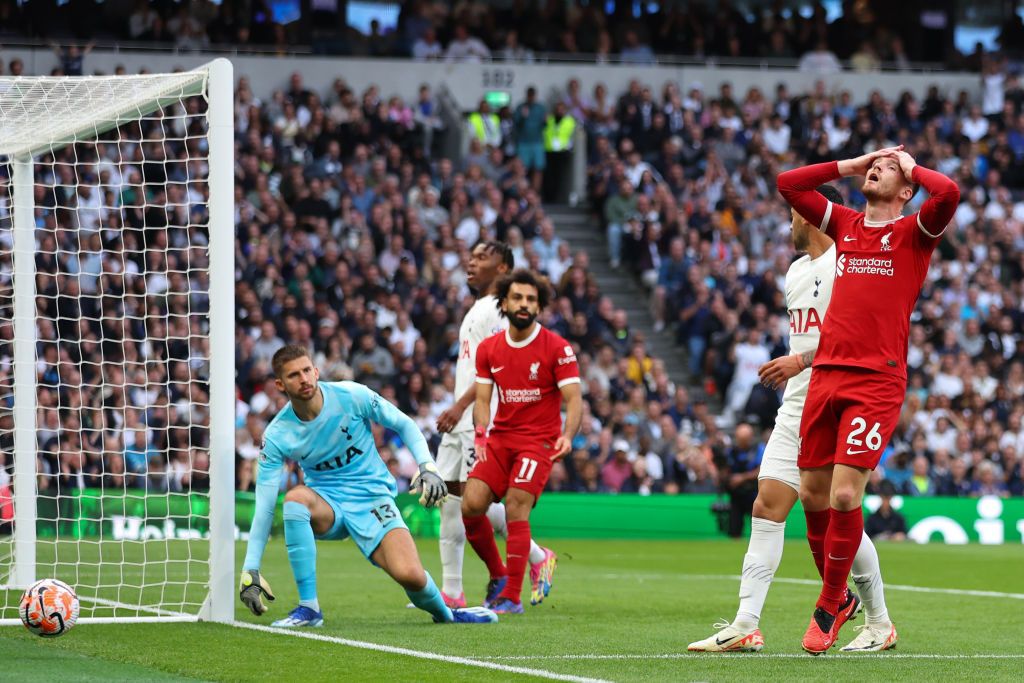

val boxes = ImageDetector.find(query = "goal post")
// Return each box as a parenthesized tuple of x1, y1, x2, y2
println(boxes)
(0, 59, 235, 624)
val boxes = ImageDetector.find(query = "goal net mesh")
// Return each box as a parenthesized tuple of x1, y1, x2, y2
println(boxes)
(0, 70, 218, 620)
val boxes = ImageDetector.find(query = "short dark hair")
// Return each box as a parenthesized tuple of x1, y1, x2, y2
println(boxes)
(816, 184, 844, 206)
(272, 344, 311, 379)
(496, 268, 551, 311)
(477, 239, 515, 270)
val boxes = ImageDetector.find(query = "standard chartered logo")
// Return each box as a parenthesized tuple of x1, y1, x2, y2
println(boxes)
(843, 256, 894, 277)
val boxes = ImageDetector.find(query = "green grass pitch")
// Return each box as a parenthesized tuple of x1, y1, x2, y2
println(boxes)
(3, 537, 1023, 681)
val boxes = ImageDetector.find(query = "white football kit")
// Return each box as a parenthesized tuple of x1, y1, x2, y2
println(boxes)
(436, 295, 507, 481)
(758, 244, 835, 491)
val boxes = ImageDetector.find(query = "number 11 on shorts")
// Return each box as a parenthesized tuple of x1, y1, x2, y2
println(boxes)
(846, 416, 882, 454)
(514, 458, 538, 483)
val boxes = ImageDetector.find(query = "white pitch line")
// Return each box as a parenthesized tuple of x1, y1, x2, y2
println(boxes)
(229, 620, 612, 683)
(475, 655, 1024, 659)
(595, 573, 1024, 600)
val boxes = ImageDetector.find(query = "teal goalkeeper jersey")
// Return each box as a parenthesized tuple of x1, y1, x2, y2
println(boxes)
(243, 380, 432, 570)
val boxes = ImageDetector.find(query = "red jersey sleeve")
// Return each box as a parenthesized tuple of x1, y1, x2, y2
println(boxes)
(475, 337, 494, 385)
(551, 337, 581, 388)
(911, 164, 960, 243)
(777, 162, 838, 230)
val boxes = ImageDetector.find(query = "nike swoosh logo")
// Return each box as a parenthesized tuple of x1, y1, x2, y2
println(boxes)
(846, 449, 867, 455)
(715, 635, 739, 646)
(843, 236, 856, 242)
(828, 554, 849, 561)
(490, 366, 504, 373)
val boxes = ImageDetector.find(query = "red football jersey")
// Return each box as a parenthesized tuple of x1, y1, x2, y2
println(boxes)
(778, 161, 960, 379)
(475, 325, 580, 442)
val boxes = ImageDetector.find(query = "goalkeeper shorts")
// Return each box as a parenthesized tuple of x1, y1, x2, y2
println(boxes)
(311, 488, 408, 563)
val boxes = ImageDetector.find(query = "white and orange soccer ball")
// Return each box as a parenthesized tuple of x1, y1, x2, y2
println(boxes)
(19, 578, 80, 637)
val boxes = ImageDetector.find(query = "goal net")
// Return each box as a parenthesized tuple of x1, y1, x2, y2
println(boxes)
(0, 59, 235, 624)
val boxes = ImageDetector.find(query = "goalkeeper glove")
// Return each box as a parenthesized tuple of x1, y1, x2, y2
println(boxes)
(239, 569, 275, 616)
(411, 461, 447, 508)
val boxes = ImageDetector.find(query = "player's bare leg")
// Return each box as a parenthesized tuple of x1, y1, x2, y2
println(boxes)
(461, 478, 508, 605)
(373, 528, 496, 624)
(689, 479, 795, 652)
(801, 464, 871, 653)
(272, 486, 334, 627)
(488, 487, 534, 614)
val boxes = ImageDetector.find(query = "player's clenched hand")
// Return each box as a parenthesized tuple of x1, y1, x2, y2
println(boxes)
(839, 145, 903, 177)
(758, 355, 804, 390)
(412, 462, 447, 507)
(436, 405, 463, 433)
(551, 436, 572, 461)
(239, 569, 275, 616)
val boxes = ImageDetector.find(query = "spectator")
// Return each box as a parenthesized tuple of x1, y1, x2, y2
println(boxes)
(445, 24, 491, 63)
(865, 481, 907, 541)
(603, 180, 637, 269)
(514, 87, 547, 194)
(602, 439, 635, 492)
(619, 29, 655, 66)
(798, 40, 842, 76)
(412, 27, 443, 61)
(350, 333, 395, 392)
(721, 423, 762, 537)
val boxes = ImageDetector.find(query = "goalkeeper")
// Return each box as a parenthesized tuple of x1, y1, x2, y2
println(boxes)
(239, 345, 498, 627)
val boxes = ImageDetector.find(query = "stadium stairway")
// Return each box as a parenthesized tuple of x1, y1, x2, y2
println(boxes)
(547, 204, 692, 392)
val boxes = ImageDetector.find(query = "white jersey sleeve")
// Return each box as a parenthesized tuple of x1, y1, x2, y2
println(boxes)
(453, 295, 507, 432)
(779, 245, 836, 419)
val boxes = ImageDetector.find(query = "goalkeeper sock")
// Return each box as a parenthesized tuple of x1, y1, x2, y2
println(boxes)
(734, 517, 785, 631)
(487, 502, 544, 563)
(283, 501, 318, 604)
(497, 520, 530, 604)
(804, 508, 830, 579)
(439, 495, 465, 597)
(851, 531, 891, 626)
(406, 570, 453, 623)
(486, 502, 507, 536)
(463, 513, 506, 579)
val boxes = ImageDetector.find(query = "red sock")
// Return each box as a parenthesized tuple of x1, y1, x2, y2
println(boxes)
(463, 514, 506, 579)
(817, 507, 864, 613)
(804, 508, 830, 579)
(497, 520, 531, 604)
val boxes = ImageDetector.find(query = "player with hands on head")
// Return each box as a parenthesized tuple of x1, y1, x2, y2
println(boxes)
(461, 269, 583, 614)
(239, 345, 497, 627)
(689, 186, 895, 654)
(777, 146, 959, 654)
(431, 241, 558, 610)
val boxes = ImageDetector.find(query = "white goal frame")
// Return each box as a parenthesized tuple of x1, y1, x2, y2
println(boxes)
(0, 58, 235, 624)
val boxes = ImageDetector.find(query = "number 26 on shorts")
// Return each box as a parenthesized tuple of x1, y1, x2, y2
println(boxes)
(846, 416, 882, 452)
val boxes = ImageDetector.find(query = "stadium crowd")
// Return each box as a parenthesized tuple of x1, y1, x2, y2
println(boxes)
(2, 48, 1023, 515)
(1, 1, 1022, 70)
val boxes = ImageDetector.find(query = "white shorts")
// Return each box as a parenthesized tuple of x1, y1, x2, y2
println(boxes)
(758, 415, 801, 492)
(436, 430, 476, 482)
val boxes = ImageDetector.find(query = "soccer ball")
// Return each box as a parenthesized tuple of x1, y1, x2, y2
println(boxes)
(19, 579, 80, 637)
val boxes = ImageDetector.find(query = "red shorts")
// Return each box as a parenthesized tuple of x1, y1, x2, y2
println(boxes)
(467, 435, 555, 501)
(798, 366, 906, 470)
